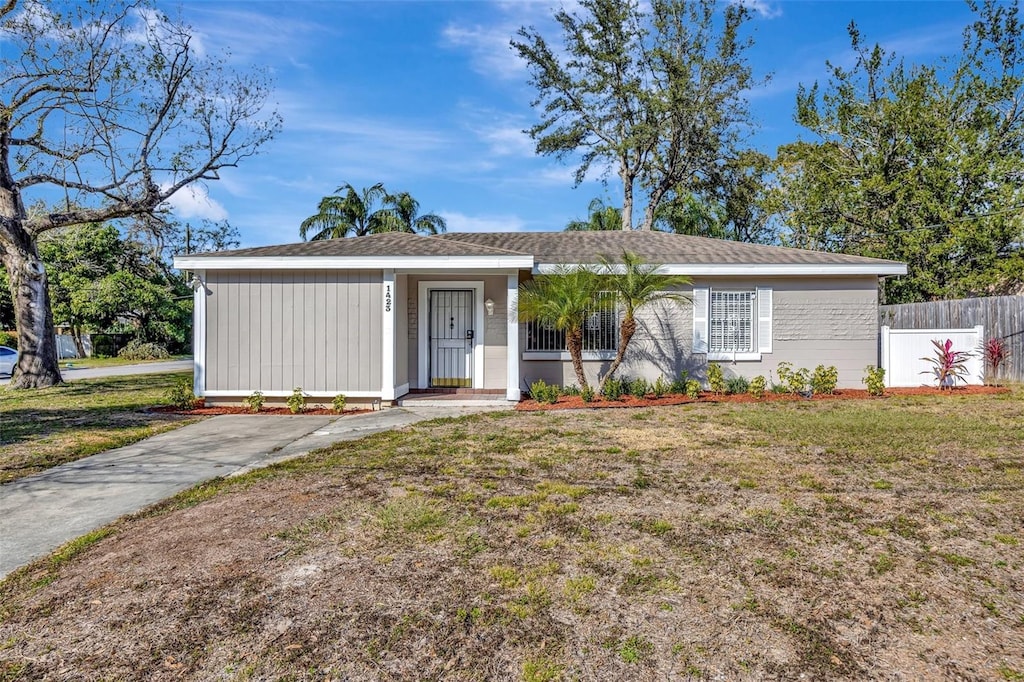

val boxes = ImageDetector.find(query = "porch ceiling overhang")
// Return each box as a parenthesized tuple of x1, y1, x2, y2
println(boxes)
(172, 254, 535, 271)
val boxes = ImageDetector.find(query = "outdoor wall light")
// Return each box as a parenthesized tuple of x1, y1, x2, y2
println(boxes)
(485, 298, 495, 316)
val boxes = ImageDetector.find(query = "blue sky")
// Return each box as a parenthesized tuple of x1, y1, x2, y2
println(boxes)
(160, 0, 979, 248)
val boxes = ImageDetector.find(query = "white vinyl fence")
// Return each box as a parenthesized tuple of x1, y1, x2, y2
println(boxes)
(880, 325, 985, 387)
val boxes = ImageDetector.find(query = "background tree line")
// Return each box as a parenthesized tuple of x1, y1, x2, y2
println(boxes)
(522, 0, 1023, 304)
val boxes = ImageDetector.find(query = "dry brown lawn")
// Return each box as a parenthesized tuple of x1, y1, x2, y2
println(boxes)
(1, 392, 1022, 680)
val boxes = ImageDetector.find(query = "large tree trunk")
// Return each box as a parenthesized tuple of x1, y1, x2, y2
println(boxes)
(1, 245, 63, 387)
(621, 166, 634, 231)
(71, 324, 87, 359)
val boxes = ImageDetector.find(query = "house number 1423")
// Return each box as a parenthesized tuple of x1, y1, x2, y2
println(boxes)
(384, 285, 392, 313)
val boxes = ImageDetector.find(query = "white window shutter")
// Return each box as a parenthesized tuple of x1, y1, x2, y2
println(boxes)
(692, 288, 709, 353)
(756, 287, 773, 353)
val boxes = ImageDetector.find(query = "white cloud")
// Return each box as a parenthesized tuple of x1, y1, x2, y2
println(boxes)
(439, 211, 527, 233)
(441, 22, 525, 80)
(729, 0, 782, 19)
(164, 183, 229, 221)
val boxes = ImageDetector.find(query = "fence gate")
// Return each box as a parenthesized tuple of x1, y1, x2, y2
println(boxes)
(428, 289, 474, 388)
(880, 325, 985, 387)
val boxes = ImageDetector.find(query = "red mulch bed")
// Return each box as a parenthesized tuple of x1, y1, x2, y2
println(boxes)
(150, 403, 371, 417)
(516, 384, 1009, 411)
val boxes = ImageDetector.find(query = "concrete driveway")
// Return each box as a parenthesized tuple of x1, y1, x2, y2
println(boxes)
(0, 405, 506, 580)
(0, 359, 193, 385)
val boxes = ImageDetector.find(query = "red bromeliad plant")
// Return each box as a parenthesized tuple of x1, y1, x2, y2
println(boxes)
(983, 338, 1010, 385)
(920, 338, 971, 390)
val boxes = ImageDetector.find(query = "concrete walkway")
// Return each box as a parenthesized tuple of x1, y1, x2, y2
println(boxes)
(0, 404, 509, 579)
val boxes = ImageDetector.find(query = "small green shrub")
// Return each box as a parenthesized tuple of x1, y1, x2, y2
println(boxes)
(652, 375, 670, 398)
(602, 377, 624, 401)
(776, 361, 809, 395)
(707, 362, 726, 394)
(581, 384, 596, 403)
(810, 364, 838, 395)
(562, 384, 581, 397)
(166, 377, 198, 410)
(243, 390, 265, 413)
(748, 375, 767, 400)
(331, 394, 347, 413)
(628, 377, 649, 399)
(286, 387, 307, 414)
(863, 365, 886, 396)
(669, 370, 688, 395)
(685, 379, 701, 400)
(726, 375, 750, 395)
(0, 331, 16, 348)
(117, 339, 170, 361)
(529, 379, 561, 404)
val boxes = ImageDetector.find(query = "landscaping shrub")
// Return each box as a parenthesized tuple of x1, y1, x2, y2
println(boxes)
(602, 377, 624, 401)
(0, 330, 16, 348)
(332, 394, 347, 413)
(287, 387, 307, 413)
(810, 365, 838, 395)
(165, 377, 197, 410)
(628, 377, 649, 399)
(562, 384, 581, 397)
(117, 339, 170, 361)
(725, 375, 750, 395)
(580, 384, 596, 403)
(862, 365, 885, 396)
(707, 362, 726, 395)
(920, 338, 971, 389)
(776, 361, 810, 395)
(243, 390, 265, 413)
(982, 337, 1010, 385)
(652, 375, 670, 398)
(529, 379, 561, 404)
(669, 370, 688, 395)
(684, 379, 701, 400)
(748, 375, 767, 400)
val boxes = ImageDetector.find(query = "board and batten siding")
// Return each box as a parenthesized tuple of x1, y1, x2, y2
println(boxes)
(519, 276, 879, 389)
(204, 270, 383, 394)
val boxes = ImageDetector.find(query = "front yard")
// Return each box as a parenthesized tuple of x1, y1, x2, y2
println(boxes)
(0, 372, 197, 484)
(1, 391, 1022, 680)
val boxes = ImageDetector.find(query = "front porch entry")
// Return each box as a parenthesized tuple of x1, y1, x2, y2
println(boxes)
(417, 280, 485, 391)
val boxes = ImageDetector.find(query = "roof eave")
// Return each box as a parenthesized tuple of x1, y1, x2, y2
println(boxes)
(173, 254, 536, 271)
(533, 263, 908, 276)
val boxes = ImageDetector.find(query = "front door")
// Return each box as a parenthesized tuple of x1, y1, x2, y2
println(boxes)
(429, 289, 474, 388)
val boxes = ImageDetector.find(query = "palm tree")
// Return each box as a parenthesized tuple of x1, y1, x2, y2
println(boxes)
(598, 251, 691, 390)
(565, 198, 622, 231)
(378, 191, 447, 234)
(517, 266, 604, 389)
(299, 183, 388, 241)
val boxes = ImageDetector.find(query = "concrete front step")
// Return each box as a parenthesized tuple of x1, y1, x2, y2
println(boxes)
(395, 395, 516, 409)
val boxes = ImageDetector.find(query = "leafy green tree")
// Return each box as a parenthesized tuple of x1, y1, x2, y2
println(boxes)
(517, 267, 604, 389)
(300, 184, 445, 240)
(598, 252, 691, 389)
(773, 2, 1024, 302)
(378, 191, 446, 235)
(300, 183, 390, 240)
(512, 0, 758, 231)
(565, 198, 622, 231)
(656, 194, 727, 239)
(0, 0, 279, 388)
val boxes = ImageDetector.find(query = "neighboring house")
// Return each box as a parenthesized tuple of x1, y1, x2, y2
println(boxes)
(173, 231, 906, 404)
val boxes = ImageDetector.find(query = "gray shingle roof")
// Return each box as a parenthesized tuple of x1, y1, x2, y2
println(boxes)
(185, 232, 525, 258)
(181, 229, 903, 268)
(438, 231, 903, 267)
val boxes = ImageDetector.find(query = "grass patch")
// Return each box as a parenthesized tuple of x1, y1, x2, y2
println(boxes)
(1, 393, 1022, 679)
(0, 371, 197, 483)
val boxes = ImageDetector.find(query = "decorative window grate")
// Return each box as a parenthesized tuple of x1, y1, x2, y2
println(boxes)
(527, 291, 619, 352)
(710, 290, 754, 353)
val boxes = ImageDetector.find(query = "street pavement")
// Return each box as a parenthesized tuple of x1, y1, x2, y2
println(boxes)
(0, 359, 193, 385)
(0, 404, 509, 580)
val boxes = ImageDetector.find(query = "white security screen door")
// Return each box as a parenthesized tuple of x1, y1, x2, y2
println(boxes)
(429, 289, 474, 388)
